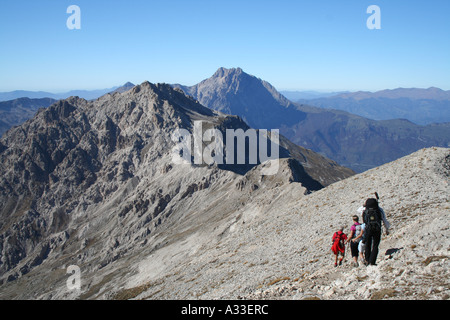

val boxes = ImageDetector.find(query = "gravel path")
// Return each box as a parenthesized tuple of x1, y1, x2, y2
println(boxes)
(119, 147, 449, 300)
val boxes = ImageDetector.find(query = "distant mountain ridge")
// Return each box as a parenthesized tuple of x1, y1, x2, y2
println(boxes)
(281, 90, 349, 100)
(334, 87, 450, 101)
(296, 87, 450, 125)
(0, 82, 135, 102)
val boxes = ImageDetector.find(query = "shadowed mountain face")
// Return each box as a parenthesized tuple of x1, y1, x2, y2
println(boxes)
(0, 81, 353, 296)
(0, 98, 57, 136)
(0, 83, 136, 137)
(174, 68, 450, 173)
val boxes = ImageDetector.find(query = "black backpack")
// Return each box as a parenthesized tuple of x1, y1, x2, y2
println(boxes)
(363, 198, 382, 233)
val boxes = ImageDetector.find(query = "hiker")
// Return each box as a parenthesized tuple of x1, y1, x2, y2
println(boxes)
(357, 219, 366, 263)
(331, 227, 347, 267)
(346, 215, 362, 267)
(358, 198, 390, 266)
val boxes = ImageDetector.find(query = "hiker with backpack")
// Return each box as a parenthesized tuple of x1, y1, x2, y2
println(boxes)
(331, 227, 348, 267)
(358, 197, 390, 266)
(346, 215, 362, 267)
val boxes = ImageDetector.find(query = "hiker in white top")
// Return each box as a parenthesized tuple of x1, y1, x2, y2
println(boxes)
(346, 215, 362, 267)
(356, 222, 366, 263)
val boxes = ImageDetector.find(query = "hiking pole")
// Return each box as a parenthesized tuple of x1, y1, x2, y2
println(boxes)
(343, 238, 351, 264)
(374, 192, 389, 237)
(345, 240, 350, 264)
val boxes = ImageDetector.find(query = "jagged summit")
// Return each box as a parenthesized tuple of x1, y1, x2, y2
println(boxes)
(212, 67, 244, 78)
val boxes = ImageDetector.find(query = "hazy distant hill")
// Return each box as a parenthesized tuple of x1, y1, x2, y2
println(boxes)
(296, 87, 450, 125)
(0, 82, 135, 102)
(110, 82, 135, 94)
(174, 68, 450, 172)
(336, 87, 450, 100)
(281, 90, 348, 100)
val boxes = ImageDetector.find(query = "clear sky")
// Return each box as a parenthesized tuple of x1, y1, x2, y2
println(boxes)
(0, 0, 449, 92)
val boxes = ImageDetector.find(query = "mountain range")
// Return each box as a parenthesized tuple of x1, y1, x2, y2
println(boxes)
(294, 87, 450, 125)
(2, 70, 450, 173)
(173, 68, 450, 172)
(2, 70, 449, 173)
(0, 82, 135, 102)
(281, 90, 349, 100)
(0, 70, 448, 301)
(0, 81, 353, 297)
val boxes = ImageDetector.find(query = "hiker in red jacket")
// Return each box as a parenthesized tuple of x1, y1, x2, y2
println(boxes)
(331, 227, 348, 267)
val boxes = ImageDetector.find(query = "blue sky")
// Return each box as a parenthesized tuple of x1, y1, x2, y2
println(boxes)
(0, 0, 449, 92)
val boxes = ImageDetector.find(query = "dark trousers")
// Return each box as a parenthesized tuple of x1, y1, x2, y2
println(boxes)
(350, 240, 359, 258)
(364, 228, 381, 265)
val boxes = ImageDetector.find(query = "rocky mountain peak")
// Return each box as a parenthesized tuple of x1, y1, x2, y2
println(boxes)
(212, 67, 244, 79)
(173, 67, 302, 130)
(122, 82, 135, 87)
(208, 67, 268, 93)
